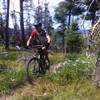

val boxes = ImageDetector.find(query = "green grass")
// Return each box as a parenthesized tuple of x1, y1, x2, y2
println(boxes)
(0, 47, 29, 96)
(0, 46, 99, 100)
(0, 63, 26, 96)
(7, 79, 100, 100)
(49, 52, 65, 65)
(48, 53, 96, 85)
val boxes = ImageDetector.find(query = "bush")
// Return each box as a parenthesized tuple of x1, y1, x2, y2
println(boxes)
(0, 67, 26, 95)
(48, 54, 96, 85)
(64, 53, 79, 61)
(65, 21, 83, 53)
(65, 32, 83, 53)
(49, 53, 65, 65)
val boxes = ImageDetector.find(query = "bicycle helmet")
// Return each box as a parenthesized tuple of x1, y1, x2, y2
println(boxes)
(34, 23, 42, 29)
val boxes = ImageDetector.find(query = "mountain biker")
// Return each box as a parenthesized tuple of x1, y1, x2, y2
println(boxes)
(27, 23, 51, 70)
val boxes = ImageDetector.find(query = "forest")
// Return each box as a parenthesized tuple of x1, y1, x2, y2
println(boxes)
(0, 0, 100, 100)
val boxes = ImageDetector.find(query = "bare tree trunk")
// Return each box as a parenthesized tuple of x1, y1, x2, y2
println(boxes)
(61, 22, 65, 53)
(95, 44, 100, 86)
(91, 19, 100, 86)
(91, 11, 96, 26)
(20, 0, 26, 48)
(5, 0, 10, 49)
(68, 9, 71, 30)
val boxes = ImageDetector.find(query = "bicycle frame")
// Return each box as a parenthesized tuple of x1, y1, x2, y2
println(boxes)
(34, 46, 46, 74)
(26, 45, 49, 83)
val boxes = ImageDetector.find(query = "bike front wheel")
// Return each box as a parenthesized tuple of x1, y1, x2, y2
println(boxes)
(26, 57, 40, 83)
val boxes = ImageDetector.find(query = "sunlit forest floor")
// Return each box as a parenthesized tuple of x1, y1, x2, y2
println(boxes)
(0, 45, 100, 100)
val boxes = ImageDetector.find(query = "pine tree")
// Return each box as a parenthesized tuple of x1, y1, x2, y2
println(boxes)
(5, 0, 10, 49)
(82, 0, 100, 26)
(20, 0, 26, 47)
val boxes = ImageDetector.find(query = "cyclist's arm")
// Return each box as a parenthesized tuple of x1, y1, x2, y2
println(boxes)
(27, 29, 37, 46)
(46, 34, 51, 44)
(27, 36, 32, 46)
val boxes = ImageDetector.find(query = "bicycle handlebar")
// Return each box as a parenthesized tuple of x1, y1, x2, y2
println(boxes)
(32, 45, 45, 49)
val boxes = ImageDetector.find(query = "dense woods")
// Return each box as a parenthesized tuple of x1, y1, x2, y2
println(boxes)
(0, 0, 100, 99)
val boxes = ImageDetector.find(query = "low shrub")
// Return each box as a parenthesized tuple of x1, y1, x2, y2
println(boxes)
(48, 53, 96, 85)
(0, 67, 26, 95)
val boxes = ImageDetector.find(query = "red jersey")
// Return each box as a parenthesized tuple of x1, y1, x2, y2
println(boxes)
(31, 28, 38, 37)
(30, 28, 47, 45)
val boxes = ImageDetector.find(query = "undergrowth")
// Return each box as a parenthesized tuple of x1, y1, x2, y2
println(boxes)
(0, 47, 98, 100)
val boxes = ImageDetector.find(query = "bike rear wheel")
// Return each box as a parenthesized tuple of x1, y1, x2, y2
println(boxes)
(26, 57, 40, 83)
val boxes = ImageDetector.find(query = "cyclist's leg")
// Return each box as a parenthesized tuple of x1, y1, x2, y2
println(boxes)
(43, 49, 50, 70)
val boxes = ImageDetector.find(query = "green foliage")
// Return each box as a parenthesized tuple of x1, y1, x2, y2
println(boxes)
(82, 0, 100, 25)
(71, 21, 79, 31)
(16, 94, 33, 100)
(65, 32, 82, 53)
(65, 22, 83, 53)
(51, 80, 97, 100)
(48, 53, 96, 85)
(65, 53, 79, 61)
(54, 0, 85, 25)
(54, 1, 67, 23)
(65, 32, 80, 42)
(0, 48, 29, 96)
(0, 67, 26, 95)
(0, 52, 18, 61)
(16, 94, 52, 100)
(0, 15, 5, 40)
(0, 46, 97, 99)
(49, 53, 65, 65)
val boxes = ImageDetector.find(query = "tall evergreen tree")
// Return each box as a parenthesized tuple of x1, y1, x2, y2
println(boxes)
(43, 2, 53, 34)
(65, 21, 82, 53)
(34, 1, 43, 24)
(34, 1, 53, 34)
(82, 0, 100, 26)
(20, 0, 26, 47)
(5, 0, 10, 49)
(0, 14, 4, 40)
(54, 0, 84, 52)
(65, 0, 85, 28)
(54, 1, 68, 52)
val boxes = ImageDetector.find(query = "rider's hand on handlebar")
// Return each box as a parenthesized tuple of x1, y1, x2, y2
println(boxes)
(26, 45, 30, 49)
(45, 42, 50, 48)
(42, 42, 50, 50)
(42, 46, 46, 50)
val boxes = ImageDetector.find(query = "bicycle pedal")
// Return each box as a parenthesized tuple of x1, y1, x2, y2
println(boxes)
(32, 70, 39, 74)
(36, 73, 43, 77)
(46, 63, 50, 70)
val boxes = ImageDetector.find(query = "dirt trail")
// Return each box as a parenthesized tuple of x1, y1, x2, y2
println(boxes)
(0, 77, 43, 100)
(0, 96, 6, 100)
(0, 71, 55, 100)
(0, 64, 56, 100)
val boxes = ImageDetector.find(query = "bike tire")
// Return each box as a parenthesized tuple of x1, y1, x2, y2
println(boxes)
(45, 58, 50, 70)
(26, 57, 40, 83)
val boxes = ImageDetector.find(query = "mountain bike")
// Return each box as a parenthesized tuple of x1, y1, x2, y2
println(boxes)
(26, 45, 50, 83)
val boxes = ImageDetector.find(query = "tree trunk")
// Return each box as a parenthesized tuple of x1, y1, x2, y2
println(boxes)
(5, 0, 10, 49)
(95, 44, 100, 86)
(20, 0, 26, 48)
(91, 11, 96, 26)
(62, 22, 65, 53)
(62, 31, 65, 53)
(68, 9, 71, 30)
